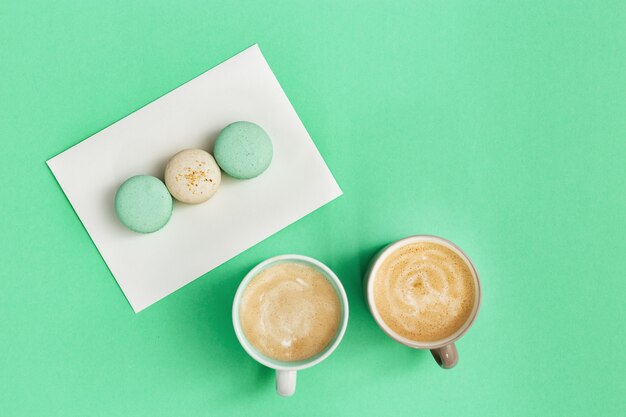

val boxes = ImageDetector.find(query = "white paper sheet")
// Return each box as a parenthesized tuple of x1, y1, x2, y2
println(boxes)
(47, 45, 342, 312)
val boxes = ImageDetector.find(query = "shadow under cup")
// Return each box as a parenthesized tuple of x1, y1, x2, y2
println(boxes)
(364, 235, 481, 369)
(232, 255, 349, 397)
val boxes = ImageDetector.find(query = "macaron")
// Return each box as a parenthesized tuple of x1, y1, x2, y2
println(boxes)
(115, 175, 173, 233)
(164, 148, 221, 204)
(214, 121, 273, 179)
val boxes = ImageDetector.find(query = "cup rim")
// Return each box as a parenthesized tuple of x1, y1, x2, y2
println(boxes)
(366, 235, 482, 349)
(232, 254, 349, 371)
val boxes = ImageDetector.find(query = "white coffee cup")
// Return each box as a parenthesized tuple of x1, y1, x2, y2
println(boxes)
(232, 254, 349, 396)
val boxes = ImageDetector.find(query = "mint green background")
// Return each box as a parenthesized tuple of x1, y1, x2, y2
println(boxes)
(1, 1, 624, 416)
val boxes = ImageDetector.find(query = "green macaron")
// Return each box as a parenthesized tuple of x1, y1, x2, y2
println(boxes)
(115, 175, 173, 233)
(214, 121, 273, 179)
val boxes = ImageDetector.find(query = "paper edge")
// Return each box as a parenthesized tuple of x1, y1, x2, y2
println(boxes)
(46, 158, 141, 310)
(253, 47, 344, 196)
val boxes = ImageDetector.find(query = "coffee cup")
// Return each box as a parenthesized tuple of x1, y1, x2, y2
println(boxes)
(233, 254, 349, 396)
(364, 235, 481, 368)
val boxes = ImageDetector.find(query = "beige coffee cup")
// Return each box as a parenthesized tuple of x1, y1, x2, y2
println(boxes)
(364, 235, 481, 368)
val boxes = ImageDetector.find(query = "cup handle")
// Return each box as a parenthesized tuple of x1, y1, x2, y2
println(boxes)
(431, 343, 458, 369)
(276, 370, 296, 397)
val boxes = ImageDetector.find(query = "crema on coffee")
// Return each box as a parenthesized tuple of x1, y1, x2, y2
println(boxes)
(240, 262, 341, 362)
(372, 242, 476, 342)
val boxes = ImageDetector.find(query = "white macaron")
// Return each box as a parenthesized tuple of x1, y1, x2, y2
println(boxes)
(164, 149, 221, 204)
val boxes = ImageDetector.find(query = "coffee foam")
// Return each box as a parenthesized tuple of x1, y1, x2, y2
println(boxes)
(373, 241, 476, 342)
(240, 262, 341, 362)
